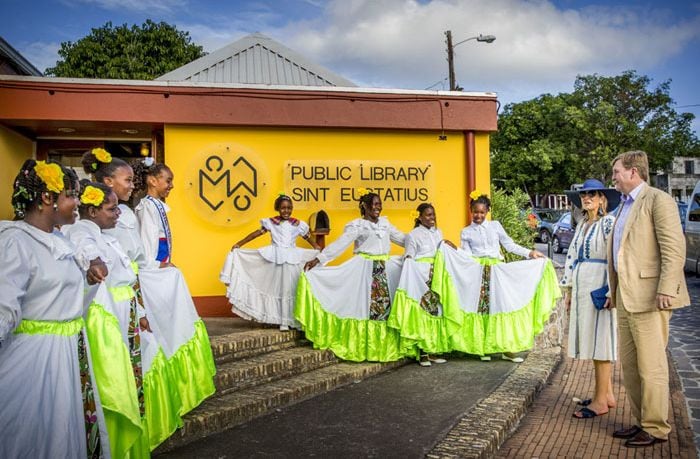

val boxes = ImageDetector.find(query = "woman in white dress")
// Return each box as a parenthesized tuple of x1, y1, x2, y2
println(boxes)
(459, 193, 557, 362)
(562, 179, 620, 419)
(388, 203, 461, 366)
(299, 191, 414, 362)
(0, 160, 105, 458)
(133, 161, 216, 431)
(220, 194, 320, 330)
(63, 181, 148, 457)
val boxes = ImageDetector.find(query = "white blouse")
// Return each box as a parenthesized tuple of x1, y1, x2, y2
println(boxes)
(104, 204, 160, 270)
(135, 197, 170, 263)
(317, 216, 405, 265)
(258, 218, 312, 264)
(404, 225, 443, 259)
(460, 219, 531, 259)
(0, 221, 84, 342)
(63, 220, 137, 289)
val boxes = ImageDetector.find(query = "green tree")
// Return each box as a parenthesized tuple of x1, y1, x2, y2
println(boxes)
(46, 20, 205, 79)
(491, 71, 700, 194)
(490, 185, 536, 262)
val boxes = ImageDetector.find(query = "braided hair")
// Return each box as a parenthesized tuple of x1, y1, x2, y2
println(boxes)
(470, 194, 491, 212)
(81, 148, 130, 183)
(132, 161, 171, 192)
(12, 159, 78, 219)
(413, 203, 435, 228)
(274, 194, 293, 211)
(358, 191, 380, 217)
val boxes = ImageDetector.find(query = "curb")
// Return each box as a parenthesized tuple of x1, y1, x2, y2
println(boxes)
(428, 346, 563, 458)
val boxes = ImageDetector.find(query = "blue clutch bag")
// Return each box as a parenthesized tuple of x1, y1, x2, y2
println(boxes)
(590, 285, 609, 310)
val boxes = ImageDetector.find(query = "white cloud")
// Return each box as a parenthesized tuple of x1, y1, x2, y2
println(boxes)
(61, 0, 188, 14)
(20, 41, 62, 74)
(264, 0, 700, 103)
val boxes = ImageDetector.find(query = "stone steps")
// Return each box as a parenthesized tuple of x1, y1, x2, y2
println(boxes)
(214, 346, 338, 395)
(154, 319, 406, 454)
(209, 328, 305, 364)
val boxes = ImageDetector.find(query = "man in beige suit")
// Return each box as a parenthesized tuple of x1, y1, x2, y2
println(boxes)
(607, 150, 690, 447)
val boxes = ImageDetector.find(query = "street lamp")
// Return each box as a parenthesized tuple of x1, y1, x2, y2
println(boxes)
(445, 31, 496, 91)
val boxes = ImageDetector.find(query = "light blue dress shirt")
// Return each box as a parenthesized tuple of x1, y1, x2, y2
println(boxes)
(612, 182, 645, 272)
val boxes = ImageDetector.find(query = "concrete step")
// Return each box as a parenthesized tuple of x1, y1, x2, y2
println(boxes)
(156, 359, 406, 453)
(209, 328, 306, 364)
(214, 346, 338, 395)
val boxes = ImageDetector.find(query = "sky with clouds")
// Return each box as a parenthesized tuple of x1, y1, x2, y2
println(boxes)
(3, 0, 700, 134)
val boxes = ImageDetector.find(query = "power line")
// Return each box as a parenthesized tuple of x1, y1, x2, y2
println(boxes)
(424, 78, 448, 90)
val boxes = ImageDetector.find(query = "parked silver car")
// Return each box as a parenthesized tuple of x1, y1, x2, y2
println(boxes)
(685, 181, 700, 274)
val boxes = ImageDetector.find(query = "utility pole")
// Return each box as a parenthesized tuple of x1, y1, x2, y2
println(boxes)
(445, 30, 457, 91)
(444, 31, 496, 91)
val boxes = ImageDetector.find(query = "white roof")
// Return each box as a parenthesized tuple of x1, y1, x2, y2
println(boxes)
(156, 32, 356, 87)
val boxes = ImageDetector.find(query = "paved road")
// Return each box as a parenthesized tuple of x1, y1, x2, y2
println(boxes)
(162, 356, 517, 458)
(668, 272, 700, 457)
(535, 241, 567, 268)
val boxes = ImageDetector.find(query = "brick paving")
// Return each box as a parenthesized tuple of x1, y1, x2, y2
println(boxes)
(496, 349, 696, 458)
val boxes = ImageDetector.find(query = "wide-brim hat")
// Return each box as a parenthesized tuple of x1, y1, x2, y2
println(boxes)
(565, 178, 621, 212)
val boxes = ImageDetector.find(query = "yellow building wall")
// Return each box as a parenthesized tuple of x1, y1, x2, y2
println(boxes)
(165, 126, 490, 297)
(0, 126, 34, 220)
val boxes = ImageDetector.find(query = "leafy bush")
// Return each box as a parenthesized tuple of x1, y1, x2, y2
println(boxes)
(489, 186, 536, 262)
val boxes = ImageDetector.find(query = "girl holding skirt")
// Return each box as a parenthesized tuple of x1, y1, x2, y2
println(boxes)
(0, 161, 107, 458)
(388, 203, 461, 366)
(64, 181, 148, 458)
(298, 191, 413, 362)
(86, 150, 215, 450)
(458, 193, 558, 362)
(131, 160, 217, 447)
(221, 193, 320, 330)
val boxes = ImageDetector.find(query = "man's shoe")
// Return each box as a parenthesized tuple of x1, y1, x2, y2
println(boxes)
(612, 425, 642, 439)
(624, 430, 667, 448)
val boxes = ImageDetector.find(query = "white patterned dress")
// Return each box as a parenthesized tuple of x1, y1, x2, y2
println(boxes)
(561, 214, 617, 361)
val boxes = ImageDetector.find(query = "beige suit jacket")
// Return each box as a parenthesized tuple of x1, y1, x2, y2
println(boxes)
(608, 183, 689, 312)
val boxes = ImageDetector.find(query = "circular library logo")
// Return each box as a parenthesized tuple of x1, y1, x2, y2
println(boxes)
(184, 143, 269, 227)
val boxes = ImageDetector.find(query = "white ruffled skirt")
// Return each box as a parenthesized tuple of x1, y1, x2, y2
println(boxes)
(220, 247, 319, 327)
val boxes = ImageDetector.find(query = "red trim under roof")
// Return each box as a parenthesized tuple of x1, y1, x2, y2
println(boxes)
(0, 78, 498, 133)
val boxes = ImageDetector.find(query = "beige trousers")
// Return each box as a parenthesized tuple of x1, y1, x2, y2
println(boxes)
(616, 287, 673, 439)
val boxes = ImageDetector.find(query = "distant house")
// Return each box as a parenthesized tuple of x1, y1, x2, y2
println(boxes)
(0, 36, 42, 76)
(157, 32, 355, 87)
(653, 156, 700, 202)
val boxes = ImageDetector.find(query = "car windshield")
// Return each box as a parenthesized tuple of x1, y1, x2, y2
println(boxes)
(537, 209, 565, 222)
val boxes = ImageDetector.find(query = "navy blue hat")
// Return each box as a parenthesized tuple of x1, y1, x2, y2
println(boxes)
(565, 179, 621, 212)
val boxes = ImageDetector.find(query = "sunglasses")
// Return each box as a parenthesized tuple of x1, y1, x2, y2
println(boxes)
(579, 191, 599, 198)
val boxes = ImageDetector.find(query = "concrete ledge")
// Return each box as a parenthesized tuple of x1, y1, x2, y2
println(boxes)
(427, 347, 562, 459)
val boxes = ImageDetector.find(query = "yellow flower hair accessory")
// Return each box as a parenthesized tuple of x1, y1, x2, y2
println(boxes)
(34, 161, 65, 193)
(356, 187, 370, 197)
(80, 185, 105, 207)
(469, 189, 484, 200)
(92, 148, 112, 163)
(278, 192, 288, 198)
(410, 210, 420, 219)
